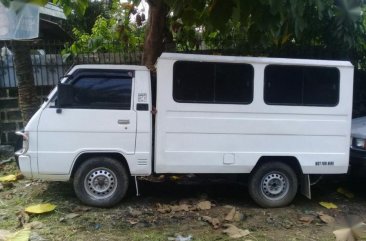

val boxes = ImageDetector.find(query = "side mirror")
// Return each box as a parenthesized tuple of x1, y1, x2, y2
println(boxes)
(57, 83, 74, 108)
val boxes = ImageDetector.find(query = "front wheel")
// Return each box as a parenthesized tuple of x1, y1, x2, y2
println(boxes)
(248, 162, 298, 208)
(73, 156, 129, 207)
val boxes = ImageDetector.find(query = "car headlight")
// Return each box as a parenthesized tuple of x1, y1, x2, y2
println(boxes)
(353, 138, 366, 149)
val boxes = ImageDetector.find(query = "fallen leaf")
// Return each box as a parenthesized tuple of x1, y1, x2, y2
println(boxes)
(333, 222, 366, 241)
(352, 222, 366, 239)
(225, 208, 236, 221)
(333, 228, 355, 241)
(0, 175, 16, 182)
(23, 221, 44, 229)
(197, 201, 211, 210)
(4, 193, 13, 200)
(337, 187, 354, 199)
(170, 176, 181, 181)
(59, 213, 80, 222)
(127, 219, 138, 225)
(299, 216, 315, 224)
(29, 232, 47, 241)
(168, 235, 192, 241)
(0, 229, 11, 240)
(65, 213, 80, 219)
(156, 203, 171, 213)
(318, 212, 335, 224)
(25, 203, 56, 214)
(7, 228, 31, 241)
(171, 204, 190, 212)
(222, 224, 250, 238)
(128, 207, 142, 217)
(16, 211, 30, 228)
(202, 216, 220, 229)
(319, 202, 337, 209)
(233, 212, 243, 222)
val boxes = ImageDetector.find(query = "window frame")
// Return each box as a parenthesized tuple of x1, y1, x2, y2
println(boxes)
(263, 64, 340, 107)
(53, 69, 134, 110)
(172, 61, 254, 105)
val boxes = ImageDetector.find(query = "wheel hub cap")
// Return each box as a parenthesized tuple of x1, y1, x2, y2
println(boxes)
(261, 172, 289, 200)
(85, 168, 117, 199)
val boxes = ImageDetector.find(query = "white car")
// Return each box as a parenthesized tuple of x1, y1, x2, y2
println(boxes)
(350, 117, 366, 167)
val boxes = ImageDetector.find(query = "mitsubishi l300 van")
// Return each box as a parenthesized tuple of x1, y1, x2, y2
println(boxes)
(16, 53, 354, 208)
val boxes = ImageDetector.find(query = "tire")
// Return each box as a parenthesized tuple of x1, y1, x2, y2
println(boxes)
(248, 161, 298, 208)
(73, 156, 129, 207)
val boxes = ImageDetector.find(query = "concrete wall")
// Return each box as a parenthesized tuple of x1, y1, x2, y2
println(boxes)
(0, 86, 53, 145)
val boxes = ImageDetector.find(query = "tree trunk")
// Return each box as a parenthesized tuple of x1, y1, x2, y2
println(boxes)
(12, 41, 39, 125)
(143, 0, 168, 70)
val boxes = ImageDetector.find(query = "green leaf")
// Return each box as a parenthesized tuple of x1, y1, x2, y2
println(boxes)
(61, 53, 71, 63)
(207, 0, 236, 30)
(0, 0, 11, 7)
(29, 0, 47, 6)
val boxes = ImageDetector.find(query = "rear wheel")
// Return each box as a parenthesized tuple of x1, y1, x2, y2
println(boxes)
(248, 161, 298, 208)
(73, 156, 129, 207)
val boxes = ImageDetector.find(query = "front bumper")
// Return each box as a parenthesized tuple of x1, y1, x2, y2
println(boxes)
(17, 155, 32, 178)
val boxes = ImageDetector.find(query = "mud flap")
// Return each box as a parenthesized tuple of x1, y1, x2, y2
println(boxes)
(300, 174, 311, 199)
(134, 176, 140, 196)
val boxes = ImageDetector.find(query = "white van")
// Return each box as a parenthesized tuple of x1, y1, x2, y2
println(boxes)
(15, 53, 354, 208)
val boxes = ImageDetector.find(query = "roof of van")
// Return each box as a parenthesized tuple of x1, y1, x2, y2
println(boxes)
(159, 53, 353, 67)
(72, 64, 148, 71)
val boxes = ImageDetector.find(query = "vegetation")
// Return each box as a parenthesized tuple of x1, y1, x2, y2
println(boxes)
(59, 0, 366, 68)
(0, 0, 365, 123)
(166, 0, 365, 65)
(61, 1, 146, 61)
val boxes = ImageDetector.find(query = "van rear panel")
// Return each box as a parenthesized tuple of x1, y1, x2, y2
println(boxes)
(154, 54, 354, 174)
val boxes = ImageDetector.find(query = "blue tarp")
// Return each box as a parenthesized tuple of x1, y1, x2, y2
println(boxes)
(0, 2, 39, 40)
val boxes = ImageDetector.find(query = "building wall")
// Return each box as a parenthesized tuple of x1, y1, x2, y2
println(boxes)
(0, 86, 52, 145)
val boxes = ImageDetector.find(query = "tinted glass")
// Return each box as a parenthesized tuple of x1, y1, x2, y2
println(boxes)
(174, 62, 214, 103)
(173, 61, 253, 104)
(71, 76, 132, 109)
(264, 65, 339, 106)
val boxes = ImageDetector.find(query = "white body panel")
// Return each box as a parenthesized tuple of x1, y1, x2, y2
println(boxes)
(18, 54, 354, 182)
(19, 65, 152, 180)
(154, 53, 354, 174)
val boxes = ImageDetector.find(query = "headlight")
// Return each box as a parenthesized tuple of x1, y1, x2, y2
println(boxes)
(353, 138, 366, 149)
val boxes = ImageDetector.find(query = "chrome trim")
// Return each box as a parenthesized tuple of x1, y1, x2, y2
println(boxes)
(15, 131, 28, 141)
(350, 146, 366, 151)
(118, 119, 130, 125)
(15, 149, 25, 156)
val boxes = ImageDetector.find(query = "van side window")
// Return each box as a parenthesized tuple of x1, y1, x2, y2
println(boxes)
(71, 76, 132, 110)
(264, 65, 340, 106)
(173, 61, 254, 104)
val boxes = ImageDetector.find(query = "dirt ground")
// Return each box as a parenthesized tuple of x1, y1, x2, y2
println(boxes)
(1, 161, 366, 241)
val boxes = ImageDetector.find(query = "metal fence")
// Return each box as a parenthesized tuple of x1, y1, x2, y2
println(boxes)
(0, 40, 359, 89)
(0, 41, 143, 91)
(1, 40, 366, 118)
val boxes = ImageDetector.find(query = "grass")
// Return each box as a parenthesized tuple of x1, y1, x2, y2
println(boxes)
(0, 161, 343, 241)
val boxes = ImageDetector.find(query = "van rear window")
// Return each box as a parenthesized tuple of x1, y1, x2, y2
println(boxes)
(173, 61, 254, 104)
(264, 65, 340, 107)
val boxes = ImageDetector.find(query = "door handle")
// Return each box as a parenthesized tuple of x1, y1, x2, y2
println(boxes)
(118, 119, 130, 125)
